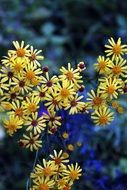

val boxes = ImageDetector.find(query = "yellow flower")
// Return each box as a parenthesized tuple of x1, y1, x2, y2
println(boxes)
(50, 150, 69, 166)
(111, 101, 119, 108)
(5, 87, 23, 102)
(64, 94, 85, 114)
(76, 142, 82, 147)
(108, 57, 127, 78)
(59, 63, 83, 88)
(0, 66, 17, 84)
(9, 41, 30, 58)
(44, 92, 62, 112)
(94, 56, 111, 75)
(117, 106, 124, 114)
(87, 89, 105, 109)
(62, 132, 69, 139)
(91, 107, 114, 126)
(29, 46, 44, 66)
(3, 115, 23, 136)
(33, 176, 55, 190)
(67, 144, 74, 151)
(63, 163, 82, 183)
(55, 81, 76, 106)
(98, 77, 122, 99)
(10, 57, 29, 74)
(31, 159, 57, 178)
(57, 178, 71, 190)
(33, 86, 46, 101)
(12, 75, 32, 94)
(105, 37, 127, 60)
(41, 72, 59, 93)
(23, 62, 42, 85)
(8, 100, 26, 119)
(24, 112, 46, 134)
(62, 152, 69, 159)
(23, 95, 40, 115)
(20, 132, 42, 151)
(43, 111, 62, 130)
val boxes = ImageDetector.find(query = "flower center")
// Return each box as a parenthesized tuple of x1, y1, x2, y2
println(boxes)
(39, 184, 49, 190)
(107, 85, 115, 94)
(8, 71, 13, 78)
(28, 103, 37, 112)
(26, 70, 35, 80)
(112, 66, 121, 75)
(70, 170, 78, 180)
(43, 167, 52, 176)
(61, 88, 70, 98)
(16, 48, 26, 57)
(8, 124, 16, 130)
(99, 116, 108, 125)
(112, 44, 121, 55)
(63, 185, 70, 190)
(10, 93, 17, 99)
(54, 158, 62, 165)
(93, 97, 102, 105)
(29, 138, 35, 144)
(40, 92, 45, 97)
(19, 80, 25, 87)
(52, 99, 58, 105)
(70, 100, 77, 107)
(31, 120, 38, 126)
(15, 108, 23, 117)
(66, 71, 74, 80)
(30, 53, 36, 61)
(98, 61, 106, 69)
(46, 80, 52, 87)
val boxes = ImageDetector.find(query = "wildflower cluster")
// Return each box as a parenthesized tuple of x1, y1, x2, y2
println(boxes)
(30, 150, 82, 190)
(88, 37, 127, 126)
(0, 41, 87, 151)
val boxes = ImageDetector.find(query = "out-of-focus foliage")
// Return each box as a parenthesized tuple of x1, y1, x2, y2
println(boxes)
(1, 0, 127, 190)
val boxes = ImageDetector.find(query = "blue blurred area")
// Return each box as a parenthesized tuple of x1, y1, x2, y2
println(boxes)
(1, 0, 127, 189)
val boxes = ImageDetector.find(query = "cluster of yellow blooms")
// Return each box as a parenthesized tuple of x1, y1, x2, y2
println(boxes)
(30, 150, 82, 190)
(87, 37, 127, 126)
(0, 41, 87, 151)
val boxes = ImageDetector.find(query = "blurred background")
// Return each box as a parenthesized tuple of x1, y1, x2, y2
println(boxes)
(1, 0, 127, 189)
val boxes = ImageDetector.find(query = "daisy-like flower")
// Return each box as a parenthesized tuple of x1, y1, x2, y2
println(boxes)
(33, 86, 47, 101)
(43, 111, 62, 130)
(105, 37, 127, 60)
(9, 41, 30, 58)
(33, 176, 55, 190)
(5, 87, 23, 102)
(24, 112, 46, 134)
(57, 178, 71, 190)
(0, 66, 17, 84)
(12, 75, 32, 94)
(10, 57, 29, 74)
(108, 57, 127, 78)
(41, 72, 59, 93)
(98, 77, 122, 99)
(23, 62, 42, 85)
(91, 107, 114, 126)
(0, 73, 9, 96)
(63, 163, 82, 184)
(55, 81, 76, 106)
(31, 159, 57, 178)
(94, 56, 112, 75)
(23, 95, 40, 115)
(8, 100, 26, 119)
(3, 115, 23, 136)
(44, 92, 62, 112)
(64, 94, 85, 114)
(29, 46, 44, 66)
(50, 150, 69, 167)
(59, 63, 83, 88)
(19, 132, 42, 151)
(87, 89, 106, 109)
